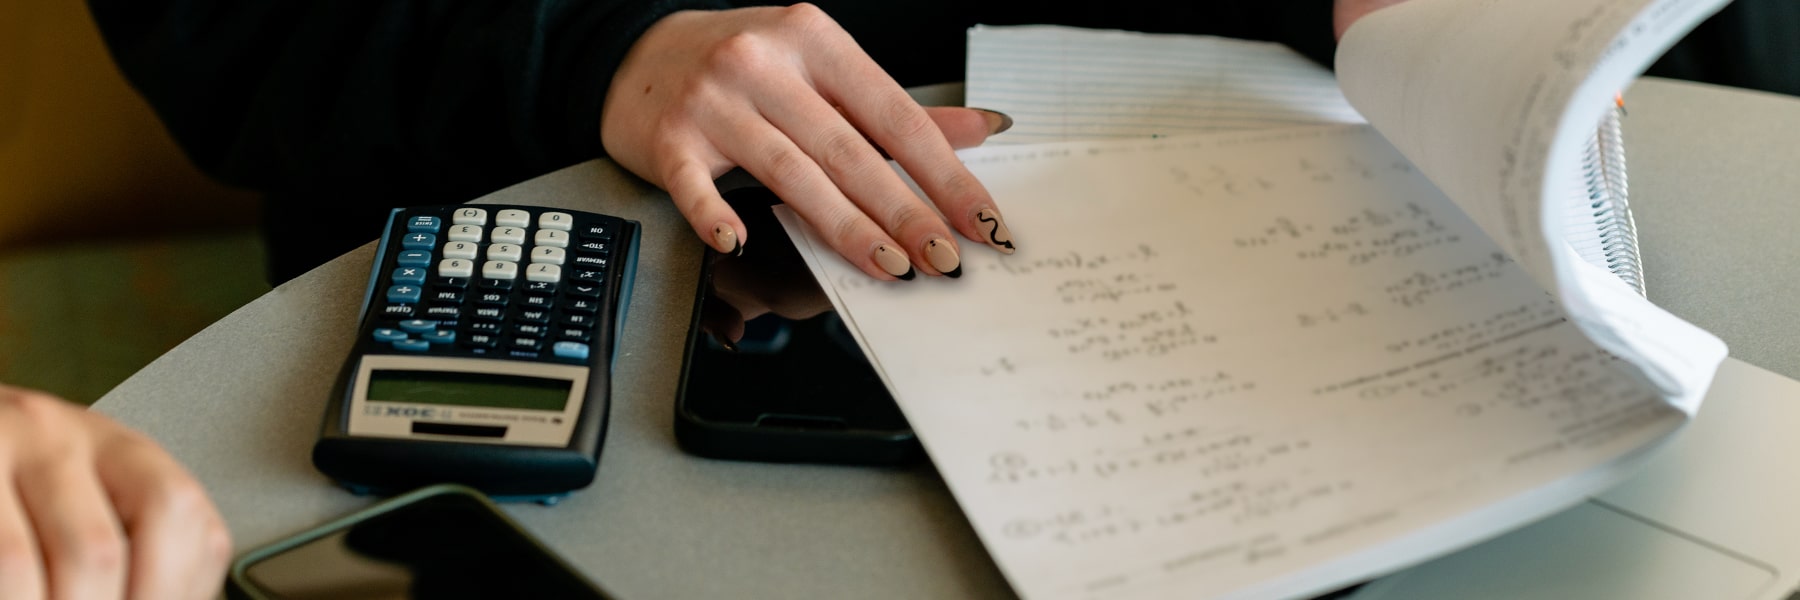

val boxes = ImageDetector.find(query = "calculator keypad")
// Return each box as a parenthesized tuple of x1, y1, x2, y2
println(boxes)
(370, 206, 623, 364)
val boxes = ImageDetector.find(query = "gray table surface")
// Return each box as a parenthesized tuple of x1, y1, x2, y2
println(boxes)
(93, 78, 1800, 599)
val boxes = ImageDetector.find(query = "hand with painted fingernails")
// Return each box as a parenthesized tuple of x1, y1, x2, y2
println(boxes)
(600, 4, 1018, 282)
(0, 384, 232, 600)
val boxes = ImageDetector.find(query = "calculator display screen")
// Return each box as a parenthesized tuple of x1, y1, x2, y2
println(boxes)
(368, 370, 572, 412)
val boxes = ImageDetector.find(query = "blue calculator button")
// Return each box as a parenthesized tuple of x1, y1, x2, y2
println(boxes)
(420, 330, 456, 345)
(387, 285, 422, 304)
(407, 216, 440, 233)
(553, 341, 589, 361)
(392, 267, 427, 285)
(393, 339, 432, 352)
(398, 319, 437, 333)
(400, 233, 436, 250)
(372, 328, 409, 342)
(397, 250, 432, 267)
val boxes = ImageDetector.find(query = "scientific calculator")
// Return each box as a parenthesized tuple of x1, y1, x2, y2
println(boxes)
(313, 205, 638, 501)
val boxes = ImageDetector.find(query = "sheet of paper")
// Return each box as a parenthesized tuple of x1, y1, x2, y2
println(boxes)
(1336, 0, 1729, 401)
(965, 25, 1363, 145)
(779, 126, 1686, 599)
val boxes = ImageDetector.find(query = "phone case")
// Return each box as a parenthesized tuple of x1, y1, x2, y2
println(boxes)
(226, 484, 606, 599)
(672, 188, 924, 465)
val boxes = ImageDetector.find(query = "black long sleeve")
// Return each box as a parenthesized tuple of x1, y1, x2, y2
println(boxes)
(87, 0, 726, 282)
(85, 1, 1333, 282)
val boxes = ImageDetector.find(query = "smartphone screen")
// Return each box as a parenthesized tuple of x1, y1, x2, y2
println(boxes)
(235, 488, 605, 599)
(675, 187, 918, 463)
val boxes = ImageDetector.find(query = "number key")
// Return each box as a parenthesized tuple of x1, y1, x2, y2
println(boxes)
(538, 212, 573, 231)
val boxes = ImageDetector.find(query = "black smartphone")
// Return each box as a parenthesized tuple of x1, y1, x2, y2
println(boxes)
(673, 186, 923, 465)
(227, 484, 609, 599)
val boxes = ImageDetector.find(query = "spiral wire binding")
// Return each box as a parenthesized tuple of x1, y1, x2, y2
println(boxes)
(1583, 108, 1645, 296)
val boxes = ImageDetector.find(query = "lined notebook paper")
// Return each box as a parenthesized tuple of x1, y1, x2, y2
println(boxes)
(965, 25, 1365, 144)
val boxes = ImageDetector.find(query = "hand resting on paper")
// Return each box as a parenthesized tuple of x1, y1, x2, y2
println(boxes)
(0, 384, 231, 600)
(602, 5, 1016, 284)
(603, 2, 1411, 283)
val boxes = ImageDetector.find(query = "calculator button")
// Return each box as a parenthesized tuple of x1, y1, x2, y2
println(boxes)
(420, 330, 456, 345)
(515, 323, 548, 337)
(466, 321, 503, 334)
(558, 327, 591, 342)
(401, 233, 436, 250)
(397, 250, 432, 267)
(394, 339, 432, 352)
(564, 314, 597, 328)
(538, 212, 573, 231)
(407, 216, 441, 233)
(464, 333, 500, 349)
(510, 337, 545, 352)
(495, 209, 531, 228)
(398, 319, 438, 334)
(487, 243, 522, 263)
(372, 328, 409, 342)
(381, 304, 416, 318)
(452, 208, 488, 226)
(438, 259, 474, 278)
(482, 260, 519, 280)
(524, 281, 557, 295)
(526, 264, 561, 283)
(442, 241, 479, 260)
(473, 307, 505, 320)
(423, 306, 461, 319)
(430, 289, 463, 304)
(478, 278, 515, 291)
(571, 269, 603, 283)
(521, 295, 553, 309)
(433, 277, 469, 289)
(574, 240, 609, 255)
(566, 284, 603, 298)
(530, 246, 566, 265)
(517, 309, 551, 323)
(475, 291, 509, 305)
(572, 254, 608, 269)
(578, 224, 613, 241)
(552, 342, 590, 361)
(448, 225, 484, 243)
(391, 267, 427, 286)
(386, 285, 422, 304)
(534, 229, 569, 248)
(491, 227, 526, 245)
(564, 299, 599, 314)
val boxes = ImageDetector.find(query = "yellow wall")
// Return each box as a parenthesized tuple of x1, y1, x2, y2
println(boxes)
(0, 0, 259, 250)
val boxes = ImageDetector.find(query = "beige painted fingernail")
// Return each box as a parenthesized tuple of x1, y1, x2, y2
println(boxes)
(873, 244, 915, 280)
(970, 108, 1014, 135)
(925, 237, 962, 278)
(713, 223, 743, 256)
(973, 208, 1015, 254)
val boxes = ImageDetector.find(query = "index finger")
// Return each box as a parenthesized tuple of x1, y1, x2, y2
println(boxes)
(807, 39, 1017, 256)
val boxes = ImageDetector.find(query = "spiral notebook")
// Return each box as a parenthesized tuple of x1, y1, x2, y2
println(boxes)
(780, 1, 1732, 598)
(1566, 109, 1645, 295)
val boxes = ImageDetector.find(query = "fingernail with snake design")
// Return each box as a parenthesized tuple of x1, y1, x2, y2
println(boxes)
(972, 207, 1015, 255)
(873, 244, 915, 280)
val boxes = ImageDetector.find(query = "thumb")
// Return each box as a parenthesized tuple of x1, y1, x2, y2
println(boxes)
(924, 107, 1013, 150)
